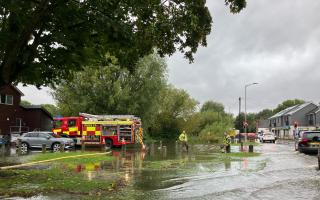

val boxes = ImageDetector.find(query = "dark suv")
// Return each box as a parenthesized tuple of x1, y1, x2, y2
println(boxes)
(297, 131, 320, 153)
(18, 132, 75, 153)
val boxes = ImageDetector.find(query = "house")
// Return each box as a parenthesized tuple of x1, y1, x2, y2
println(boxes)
(268, 102, 318, 139)
(0, 85, 53, 136)
(305, 107, 320, 127)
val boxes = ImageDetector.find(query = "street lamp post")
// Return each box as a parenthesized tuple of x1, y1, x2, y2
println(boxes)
(238, 97, 241, 143)
(244, 82, 258, 142)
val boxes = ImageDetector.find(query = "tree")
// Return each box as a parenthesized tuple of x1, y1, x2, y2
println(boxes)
(53, 53, 167, 121)
(180, 101, 234, 142)
(234, 112, 245, 133)
(158, 85, 198, 119)
(234, 112, 255, 133)
(200, 100, 225, 113)
(0, 0, 247, 87)
(20, 100, 31, 106)
(256, 109, 273, 120)
(273, 99, 305, 114)
(41, 104, 59, 117)
(150, 85, 198, 139)
(246, 113, 257, 133)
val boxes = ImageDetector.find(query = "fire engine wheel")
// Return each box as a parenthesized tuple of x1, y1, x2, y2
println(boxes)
(105, 139, 113, 148)
(52, 143, 61, 152)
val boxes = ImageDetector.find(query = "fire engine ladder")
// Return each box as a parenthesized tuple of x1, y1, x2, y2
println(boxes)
(79, 113, 138, 121)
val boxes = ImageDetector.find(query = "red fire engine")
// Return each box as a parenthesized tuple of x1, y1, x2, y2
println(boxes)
(52, 113, 144, 148)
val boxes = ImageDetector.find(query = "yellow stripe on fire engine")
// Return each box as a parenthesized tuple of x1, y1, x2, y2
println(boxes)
(53, 129, 61, 133)
(82, 131, 87, 136)
(69, 127, 78, 132)
(82, 121, 133, 125)
(86, 127, 96, 131)
(77, 131, 81, 135)
(95, 131, 101, 135)
(63, 131, 69, 135)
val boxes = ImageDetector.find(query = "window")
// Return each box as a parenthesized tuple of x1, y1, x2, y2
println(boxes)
(53, 120, 63, 128)
(303, 132, 320, 139)
(6, 95, 13, 105)
(284, 116, 289, 126)
(0, 94, 13, 105)
(68, 119, 76, 127)
(24, 132, 38, 137)
(102, 125, 117, 136)
(308, 114, 314, 125)
(39, 133, 52, 138)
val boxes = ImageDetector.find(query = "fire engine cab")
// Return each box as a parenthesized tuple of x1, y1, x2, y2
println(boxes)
(52, 113, 143, 148)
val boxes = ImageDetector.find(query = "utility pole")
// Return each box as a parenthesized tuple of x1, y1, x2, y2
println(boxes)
(239, 97, 241, 143)
(244, 82, 258, 142)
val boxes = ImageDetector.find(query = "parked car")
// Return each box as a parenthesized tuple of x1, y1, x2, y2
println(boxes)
(17, 132, 75, 153)
(10, 133, 22, 145)
(296, 131, 320, 153)
(0, 134, 11, 145)
(260, 133, 276, 143)
(0, 138, 7, 145)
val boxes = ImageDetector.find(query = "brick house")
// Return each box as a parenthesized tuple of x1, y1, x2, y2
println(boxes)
(0, 85, 53, 136)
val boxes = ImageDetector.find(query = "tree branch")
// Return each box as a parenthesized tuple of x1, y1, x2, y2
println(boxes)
(1, 0, 51, 85)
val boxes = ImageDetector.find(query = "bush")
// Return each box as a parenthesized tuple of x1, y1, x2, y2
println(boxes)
(198, 122, 231, 143)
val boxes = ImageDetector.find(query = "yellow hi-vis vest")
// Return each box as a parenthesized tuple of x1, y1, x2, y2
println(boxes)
(224, 135, 231, 145)
(179, 133, 188, 142)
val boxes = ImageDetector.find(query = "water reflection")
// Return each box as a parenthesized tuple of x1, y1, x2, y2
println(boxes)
(1, 142, 283, 200)
(224, 159, 231, 170)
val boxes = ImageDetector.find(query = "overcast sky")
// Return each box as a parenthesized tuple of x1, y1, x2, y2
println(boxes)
(18, 0, 320, 115)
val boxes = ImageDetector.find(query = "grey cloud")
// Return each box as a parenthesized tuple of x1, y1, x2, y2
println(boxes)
(168, 0, 320, 114)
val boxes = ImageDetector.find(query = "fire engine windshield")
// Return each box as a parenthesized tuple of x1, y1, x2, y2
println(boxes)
(53, 120, 63, 128)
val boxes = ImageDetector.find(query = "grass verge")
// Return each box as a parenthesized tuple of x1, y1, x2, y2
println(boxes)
(0, 168, 123, 198)
(0, 152, 118, 198)
(231, 142, 260, 146)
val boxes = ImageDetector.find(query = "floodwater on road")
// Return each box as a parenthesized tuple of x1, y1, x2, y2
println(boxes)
(151, 142, 320, 200)
(111, 141, 319, 200)
(1, 141, 319, 200)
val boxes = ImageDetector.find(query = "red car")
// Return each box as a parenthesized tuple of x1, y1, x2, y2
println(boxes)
(296, 131, 320, 153)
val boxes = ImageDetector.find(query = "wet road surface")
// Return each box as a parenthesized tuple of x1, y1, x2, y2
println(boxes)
(150, 142, 320, 200)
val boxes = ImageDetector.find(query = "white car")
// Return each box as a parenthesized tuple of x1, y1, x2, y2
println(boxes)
(261, 133, 276, 143)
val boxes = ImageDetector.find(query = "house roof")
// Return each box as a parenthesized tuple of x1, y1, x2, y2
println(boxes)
(285, 102, 314, 115)
(269, 102, 314, 119)
(20, 105, 53, 119)
(0, 84, 24, 96)
(269, 105, 297, 119)
(11, 85, 24, 96)
(306, 106, 320, 115)
(22, 105, 42, 109)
